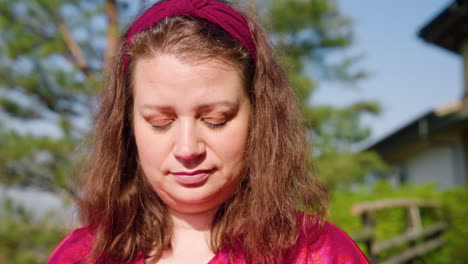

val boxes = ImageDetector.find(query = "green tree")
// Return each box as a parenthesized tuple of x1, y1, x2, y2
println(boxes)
(0, 198, 65, 264)
(0, 0, 384, 204)
(0, 0, 124, 197)
(0, 0, 385, 261)
(0, 1, 124, 260)
(258, 0, 385, 187)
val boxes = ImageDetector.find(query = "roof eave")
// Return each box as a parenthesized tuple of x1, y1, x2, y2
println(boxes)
(419, 0, 468, 54)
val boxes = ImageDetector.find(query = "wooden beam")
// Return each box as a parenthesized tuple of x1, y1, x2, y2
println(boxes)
(58, 23, 90, 76)
(352, 199, 441, 216)
(362, 212, 377, 263)
(372, 222, 447, 255)
(462, 39, 468, 98)
(407, 205, 422, 230)
(350, 226, 374, 243)
(105, 0, 118, 63)
(378, 236, 446, 264)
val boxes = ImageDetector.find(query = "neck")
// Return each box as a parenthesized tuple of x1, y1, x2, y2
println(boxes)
(163, 209, 217, 259)
(169, 208, 216, 232)
(146, 210, 218, 264)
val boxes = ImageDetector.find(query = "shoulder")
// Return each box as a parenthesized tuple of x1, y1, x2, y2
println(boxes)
(47, 226, 94, 264)
(315, 221, 370, 263)
(292, 214, 370, 264)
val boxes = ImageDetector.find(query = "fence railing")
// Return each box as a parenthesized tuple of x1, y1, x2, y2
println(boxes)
(350, 199, 447, 264)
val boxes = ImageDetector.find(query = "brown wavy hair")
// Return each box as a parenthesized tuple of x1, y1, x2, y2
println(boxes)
(77, 1, 328, 263)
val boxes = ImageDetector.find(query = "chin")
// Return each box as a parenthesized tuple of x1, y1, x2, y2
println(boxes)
(158, 186, 233, 214)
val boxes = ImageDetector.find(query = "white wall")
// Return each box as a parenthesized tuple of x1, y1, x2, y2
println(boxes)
(402, 140, 466, 189)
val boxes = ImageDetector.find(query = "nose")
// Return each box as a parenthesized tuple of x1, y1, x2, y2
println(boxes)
(172, 120, 206, 161)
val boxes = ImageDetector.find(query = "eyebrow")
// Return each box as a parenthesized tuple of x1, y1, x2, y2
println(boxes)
(141, 101, 239, 111)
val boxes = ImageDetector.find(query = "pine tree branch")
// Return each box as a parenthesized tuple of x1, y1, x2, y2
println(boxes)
(57, 23, 91, 77)
(34, 1, 95, 78)
(0, 7, 53, 40)
(104, 0, 118, 63)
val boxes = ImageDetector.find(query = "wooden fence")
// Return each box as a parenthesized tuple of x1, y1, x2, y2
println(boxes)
(350, 199, 447, 264)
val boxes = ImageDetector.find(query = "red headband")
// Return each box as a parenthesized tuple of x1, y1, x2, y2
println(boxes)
(124, 0, 256, 68)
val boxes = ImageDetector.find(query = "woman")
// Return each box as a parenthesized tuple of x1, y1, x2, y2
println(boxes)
(48, 0, 369, 263)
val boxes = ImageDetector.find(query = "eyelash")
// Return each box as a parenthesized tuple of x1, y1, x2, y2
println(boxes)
(203, 120, 227, 129)
(150, 119, 228, 131)
(151, 122, 173, 131)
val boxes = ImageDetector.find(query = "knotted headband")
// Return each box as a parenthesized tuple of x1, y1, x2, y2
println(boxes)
(124, 0, 256, 69)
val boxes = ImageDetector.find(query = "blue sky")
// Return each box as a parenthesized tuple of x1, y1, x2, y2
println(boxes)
(4, 0, 462, 215)
(314, 0, 462, 145)
(8, 1, 461, 144)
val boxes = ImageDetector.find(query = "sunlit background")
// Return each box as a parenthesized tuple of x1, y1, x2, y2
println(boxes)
(0, 0, 466, 263)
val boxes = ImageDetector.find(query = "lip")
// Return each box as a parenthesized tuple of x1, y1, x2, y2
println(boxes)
(172, 169, 214, 185)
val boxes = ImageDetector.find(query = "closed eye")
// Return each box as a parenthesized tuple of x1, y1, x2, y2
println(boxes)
(202, 118, 228, 129)
(150, 119, 174, 131)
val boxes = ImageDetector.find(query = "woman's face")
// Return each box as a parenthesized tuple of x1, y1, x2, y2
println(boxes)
(132, 54, 250, 214)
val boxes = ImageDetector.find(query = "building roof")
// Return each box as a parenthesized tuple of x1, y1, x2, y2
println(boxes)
(364, 100, 468, 160)
(419, 0, 468, 54)
(365, 1, 468, 160)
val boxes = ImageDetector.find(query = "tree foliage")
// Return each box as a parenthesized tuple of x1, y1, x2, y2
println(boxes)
(259, 0, 386, 186)
(0, 198, 66, 264)
(329, 183, 468, 264)
(0, 0, 383, 195)
(0, 0, 122, 197)
(0, 0, 388, 262)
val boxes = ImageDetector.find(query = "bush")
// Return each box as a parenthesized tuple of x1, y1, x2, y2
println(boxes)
(328, 182, 468, 264)
(0, 199, 67, 264)
(2, 182, 467, 263)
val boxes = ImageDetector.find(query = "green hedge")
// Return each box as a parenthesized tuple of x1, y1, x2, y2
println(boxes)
(328, 182, 468, 264)
(0, 199, 66, 264)
(1, 183, 467, 263)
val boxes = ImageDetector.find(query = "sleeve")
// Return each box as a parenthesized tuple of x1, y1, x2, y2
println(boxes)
(47, 226, 93, 264)
(306, 221, 370, 264)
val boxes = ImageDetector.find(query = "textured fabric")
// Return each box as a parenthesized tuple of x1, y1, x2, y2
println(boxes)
(48, 214, 370, 264)
(123, 0, 256, 69)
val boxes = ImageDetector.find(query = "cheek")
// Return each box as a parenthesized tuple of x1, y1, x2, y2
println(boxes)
(134, 120, 168, 171)
(214, 121, 249, 165)
(219, 136, 246, 161)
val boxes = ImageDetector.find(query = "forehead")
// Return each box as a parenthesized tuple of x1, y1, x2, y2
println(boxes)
(132, 54, 247, 109)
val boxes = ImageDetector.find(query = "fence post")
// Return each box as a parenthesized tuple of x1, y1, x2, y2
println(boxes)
(362, 211, 376, 263)
(405, 205, 422, 264)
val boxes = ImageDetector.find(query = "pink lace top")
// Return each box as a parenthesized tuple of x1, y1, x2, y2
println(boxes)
(48, 215, 369, 263)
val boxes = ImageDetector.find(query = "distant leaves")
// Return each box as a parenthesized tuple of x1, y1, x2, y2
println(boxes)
(0, 199, 67, 264)
(0, 0, 123, 197)
(269, 0, 334, 33)
(0, 0, 385, 194)
(0, 98, 40, 119)
(0, 131, 77, 195)
(263, 0, 385, 187)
